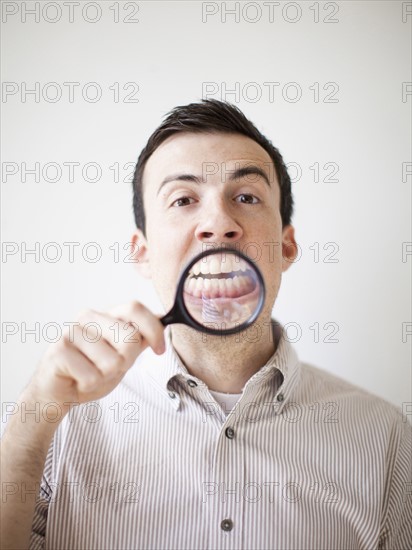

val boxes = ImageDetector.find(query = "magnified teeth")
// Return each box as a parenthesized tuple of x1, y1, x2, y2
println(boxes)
(195, 278, 203, 297)
(200, 261, 209, 275)
(190, 254, 251, 277)
(220, 260, 232, 274)
(188, 278, 195, 293)
(233, 275, 241, 291)
(185, 273, 255, 299)
(210, 257, 220, 275)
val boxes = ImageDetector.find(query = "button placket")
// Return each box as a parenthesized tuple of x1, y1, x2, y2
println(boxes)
(206, 420, 244, 549)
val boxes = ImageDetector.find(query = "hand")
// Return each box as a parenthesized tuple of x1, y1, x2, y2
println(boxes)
(26, 302, 166, 412)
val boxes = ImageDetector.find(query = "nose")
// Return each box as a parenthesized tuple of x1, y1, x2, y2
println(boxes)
(194, 199, 243, 244)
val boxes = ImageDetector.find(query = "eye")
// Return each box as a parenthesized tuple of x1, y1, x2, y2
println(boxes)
(235, 194, 259, 204)
(171, 197, 196, 207)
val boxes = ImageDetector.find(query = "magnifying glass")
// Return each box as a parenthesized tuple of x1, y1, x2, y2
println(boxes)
(160, 247, 265, 335)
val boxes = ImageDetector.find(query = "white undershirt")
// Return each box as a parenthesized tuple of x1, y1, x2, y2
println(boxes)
(209, 389, 243, 416)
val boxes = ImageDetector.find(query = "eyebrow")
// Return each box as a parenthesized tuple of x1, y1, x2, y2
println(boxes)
(157, 165, 271, 196)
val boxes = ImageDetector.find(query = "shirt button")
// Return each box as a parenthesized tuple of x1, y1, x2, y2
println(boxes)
(168, 391, 176, 399)
(225, 427, 235, 439)
(277, 393, 284, 402)
(221, 518, 233, 532)
(187, 379, 198, 388)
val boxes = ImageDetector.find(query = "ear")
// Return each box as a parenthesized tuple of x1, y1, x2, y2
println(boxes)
(130, 229, 151, 279)
(281, 225, 298, 273)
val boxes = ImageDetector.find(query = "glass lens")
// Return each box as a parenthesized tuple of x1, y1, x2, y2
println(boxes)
(182, 250, 262, 331)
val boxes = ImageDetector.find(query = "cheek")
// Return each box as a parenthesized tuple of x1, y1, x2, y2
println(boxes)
(146, 206, 183, 249)
(149, 269, 176, 311)
(260, 249, 283, 292)
(258, 239, 283, 268)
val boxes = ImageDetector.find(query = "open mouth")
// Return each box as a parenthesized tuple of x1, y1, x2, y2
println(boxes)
(184, 254, 257, 300)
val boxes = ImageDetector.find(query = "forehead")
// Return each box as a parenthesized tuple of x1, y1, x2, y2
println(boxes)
(143, 132, 276, 189)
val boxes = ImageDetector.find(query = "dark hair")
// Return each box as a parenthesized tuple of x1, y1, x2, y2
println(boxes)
(132, 99, 294, 235)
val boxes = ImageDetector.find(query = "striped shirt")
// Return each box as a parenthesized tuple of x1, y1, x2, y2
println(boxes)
(29, 320, 412, 550)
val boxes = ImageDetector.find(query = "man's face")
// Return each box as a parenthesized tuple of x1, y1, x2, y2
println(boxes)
(133, 132, 296, 320)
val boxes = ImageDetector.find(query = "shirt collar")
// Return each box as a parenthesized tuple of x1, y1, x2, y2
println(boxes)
(143, 319, 300, 413)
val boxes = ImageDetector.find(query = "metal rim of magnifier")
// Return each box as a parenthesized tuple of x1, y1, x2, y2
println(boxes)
(162, 246, 266, 336)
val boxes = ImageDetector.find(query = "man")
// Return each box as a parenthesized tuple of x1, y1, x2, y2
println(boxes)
(1, 99, 411, 549)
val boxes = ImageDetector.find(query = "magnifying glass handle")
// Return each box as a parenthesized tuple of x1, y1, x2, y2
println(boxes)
(160, 302, 186, 327)
(160, 312, 174, 326)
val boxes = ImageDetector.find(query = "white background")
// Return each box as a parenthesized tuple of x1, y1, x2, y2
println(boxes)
(1, 1, 411, 411)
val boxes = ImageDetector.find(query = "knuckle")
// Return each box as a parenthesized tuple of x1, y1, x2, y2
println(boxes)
(130, 301, 144, 315)
(80, 377, 98, 392)
(59, 336, 72, 351)
(77, 308, 95, 323)
(101, 354, 125, 376)
(49, 336, 71, 356)
(123, 321, 141, 338)
(62, 328, 77, 345)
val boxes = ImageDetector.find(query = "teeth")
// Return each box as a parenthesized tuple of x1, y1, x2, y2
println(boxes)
(220, 258, 232, 274)
(190, 254, 249, 277)
(233, 275, 241, 291)
(226, 278, 234, 293)
(210, 257, 220, 275)
(211, 278, 220, 295)
(187, 278, 195, 293)
(239, 260, 247, 272)
(186, 273, 254, 298)
(195, 278, 203, 297)
(200, 260, 209, 275)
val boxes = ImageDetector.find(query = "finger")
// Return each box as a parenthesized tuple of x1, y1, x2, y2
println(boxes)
(104, 302, 166, 355)
(76, 308, 148, 363)
(69, 324, 128, 381)
(50, 338, 104, 394)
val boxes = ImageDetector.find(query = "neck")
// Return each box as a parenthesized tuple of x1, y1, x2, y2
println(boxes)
(170, 318, 280, 393)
